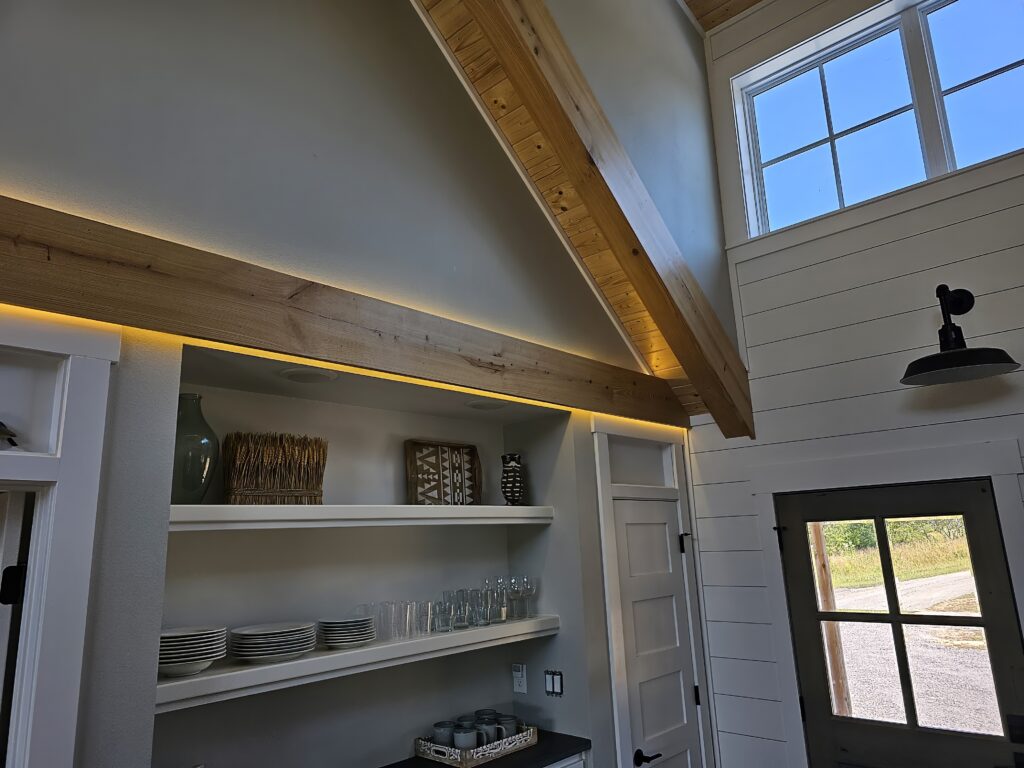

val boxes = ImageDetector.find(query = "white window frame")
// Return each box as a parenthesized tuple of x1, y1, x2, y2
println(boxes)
(731, 0, 1024, 237)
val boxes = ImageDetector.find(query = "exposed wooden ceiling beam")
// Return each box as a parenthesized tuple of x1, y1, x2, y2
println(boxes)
(412, 0, 755, 437)
(0, 194, 688, 427)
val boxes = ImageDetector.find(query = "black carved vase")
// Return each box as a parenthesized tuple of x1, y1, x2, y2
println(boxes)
(500, 453, 525, 506)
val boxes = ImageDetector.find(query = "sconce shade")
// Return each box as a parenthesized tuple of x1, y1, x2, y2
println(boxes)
(900, 346, 1020, 386)
(901, 284, 1020, 386)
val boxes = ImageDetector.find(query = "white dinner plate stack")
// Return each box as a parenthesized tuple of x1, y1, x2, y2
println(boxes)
(229, 622, 316, 664)
(159, 626, 227, 677)
(318, 617, 376, 649)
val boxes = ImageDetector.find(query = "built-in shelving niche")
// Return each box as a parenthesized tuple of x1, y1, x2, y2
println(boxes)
(155, 345, 575, 766)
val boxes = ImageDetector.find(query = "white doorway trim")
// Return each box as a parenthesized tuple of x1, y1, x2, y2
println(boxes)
(593, 418, 716, 768)
(749, 438, 1024, 768)
(0, 308, 119, 767)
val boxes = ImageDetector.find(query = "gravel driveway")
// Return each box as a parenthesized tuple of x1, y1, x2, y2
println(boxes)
(829, 571, 1000, 734)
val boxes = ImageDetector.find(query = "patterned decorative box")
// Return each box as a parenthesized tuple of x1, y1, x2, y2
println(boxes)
(405, 440, 481, 505)
(414, 726, 538, 767)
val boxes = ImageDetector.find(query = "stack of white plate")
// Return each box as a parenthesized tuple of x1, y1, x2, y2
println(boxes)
(229, 622, 316, 664)
(159, 626, 227, 677)
(318, 617, 376, 649)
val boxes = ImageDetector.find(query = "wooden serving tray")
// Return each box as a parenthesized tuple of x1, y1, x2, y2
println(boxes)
(414, 726, 538, 767)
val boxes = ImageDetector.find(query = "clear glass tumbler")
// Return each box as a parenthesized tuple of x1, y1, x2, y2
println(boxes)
(508, 577, 524, 620)
(521, 576, 538, 618)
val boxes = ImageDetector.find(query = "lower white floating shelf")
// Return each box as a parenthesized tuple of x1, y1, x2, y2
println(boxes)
(155, 615, 560, 713)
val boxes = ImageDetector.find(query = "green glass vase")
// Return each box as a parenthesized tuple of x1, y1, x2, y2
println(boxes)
(171, 393, 219, 504)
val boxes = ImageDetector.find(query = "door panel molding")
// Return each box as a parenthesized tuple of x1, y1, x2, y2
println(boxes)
(595, 427, 715, 767)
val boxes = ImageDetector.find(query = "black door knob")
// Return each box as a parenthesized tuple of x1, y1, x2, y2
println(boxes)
(633, 749, 663, 766)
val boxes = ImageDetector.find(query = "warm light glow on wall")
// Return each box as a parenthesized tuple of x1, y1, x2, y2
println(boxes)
(0, 304, 692, 432)
(0, 302, 122, 335)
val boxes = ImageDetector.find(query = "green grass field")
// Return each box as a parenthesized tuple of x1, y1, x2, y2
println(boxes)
(828, 536, 971, 590)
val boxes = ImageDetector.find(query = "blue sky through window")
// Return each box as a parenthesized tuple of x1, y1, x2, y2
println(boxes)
(753, 69, 827, 162)
(945, 66, 1024, 168)
(823, 31, 912, 133)
(927, 0, 1024, 89)
(763, 144, 839, 229)
(750, 0, 1024, 233)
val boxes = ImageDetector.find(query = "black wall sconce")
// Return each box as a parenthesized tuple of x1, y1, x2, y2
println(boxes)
(901, 284, 1020, 386)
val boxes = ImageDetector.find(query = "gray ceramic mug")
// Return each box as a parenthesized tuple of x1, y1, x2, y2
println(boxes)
(497, 715, 519, 736)
(474, 720, 497, 744)
(453, 727, 480, 749)
(433, 721, 457, 747)
(456, 715, 476, 729)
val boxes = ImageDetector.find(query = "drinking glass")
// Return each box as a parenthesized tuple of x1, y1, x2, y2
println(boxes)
(401, 601, 418, 638)
(416, 600, 434, 636)
(453, 599, 470, 630)
(376, 601, 397, 642)
(508, 577, 524, 620)
(493, 577, 509, 623)
(521, 576, 538, 618)
(470, 589, 489, 627)
(433, 601, 454, 632)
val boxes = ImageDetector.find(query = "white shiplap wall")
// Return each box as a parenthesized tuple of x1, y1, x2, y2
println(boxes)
(689, 150, 1024, 767)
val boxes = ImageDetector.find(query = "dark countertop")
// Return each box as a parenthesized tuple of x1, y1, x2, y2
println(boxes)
(379, 730, 591, 768)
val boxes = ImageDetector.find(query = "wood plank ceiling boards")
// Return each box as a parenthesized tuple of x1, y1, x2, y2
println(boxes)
(0, 194, 687, 427)
(412, 0, 755, 437)
(685, 0, 763, 30)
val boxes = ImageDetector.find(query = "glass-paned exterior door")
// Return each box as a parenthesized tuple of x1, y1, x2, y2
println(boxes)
(777, 479, 1024, 767)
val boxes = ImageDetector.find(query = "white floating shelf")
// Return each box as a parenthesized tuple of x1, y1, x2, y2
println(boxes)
(155, 615, 560, 712)
(169, 504, 554, 531)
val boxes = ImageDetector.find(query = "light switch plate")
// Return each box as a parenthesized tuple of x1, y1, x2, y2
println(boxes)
(513, 663, 527, 694)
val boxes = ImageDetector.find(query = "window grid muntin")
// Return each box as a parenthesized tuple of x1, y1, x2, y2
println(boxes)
(810, 512, 996, 734)
(919, 0, 1024, 171)
(741, 0, 1024, 235)
(745, 21, 913, 231)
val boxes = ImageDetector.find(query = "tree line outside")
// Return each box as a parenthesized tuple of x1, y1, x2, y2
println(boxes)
(821, 517, 972, 590)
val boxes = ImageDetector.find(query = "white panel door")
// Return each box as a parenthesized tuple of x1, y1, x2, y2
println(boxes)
(613, 498, 701, 767)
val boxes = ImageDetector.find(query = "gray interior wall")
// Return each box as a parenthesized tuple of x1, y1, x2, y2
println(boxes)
(77, 330, 181, 767)
(545, 0, 737, 344)
(505, 413, 616, 767)
(0, 0, 635, 369)
(152, 649, 516, 768)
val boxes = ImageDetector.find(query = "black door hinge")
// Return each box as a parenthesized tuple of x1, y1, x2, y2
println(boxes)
(679, 532, 691, 553)
(694, 685, 701, 706)
(0, 564, 27, 606)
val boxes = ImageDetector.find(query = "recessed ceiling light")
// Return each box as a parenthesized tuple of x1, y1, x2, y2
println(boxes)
(277, 367, 339, 384)
(465, 398, 510, 411)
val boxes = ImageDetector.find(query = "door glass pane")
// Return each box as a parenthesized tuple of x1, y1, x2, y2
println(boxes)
(806, 520, 887, 613)
(821, 621, 906, 723)
(823, 30, 912, 133)
(753, 69, 828, 162)
(763, 145, 839, 231)
(926, 0, 1024, 90)
(945, 66, 1024, 169)
(886, 516, 980, 616)
(904, 624, 1002, 735)
(835, 111, 926, 205)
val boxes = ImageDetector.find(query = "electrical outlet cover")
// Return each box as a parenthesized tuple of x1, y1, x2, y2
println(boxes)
(513, 663, 527, 694)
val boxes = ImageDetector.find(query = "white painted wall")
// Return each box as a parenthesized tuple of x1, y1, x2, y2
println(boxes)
(77, 330, 181, 767)
(0, 0, 636, 370)
(546, 0, 737, 343)
(693, 2, 1024, 765)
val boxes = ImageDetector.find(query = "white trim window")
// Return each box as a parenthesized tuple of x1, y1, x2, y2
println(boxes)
(733, 0, 1024, 235)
